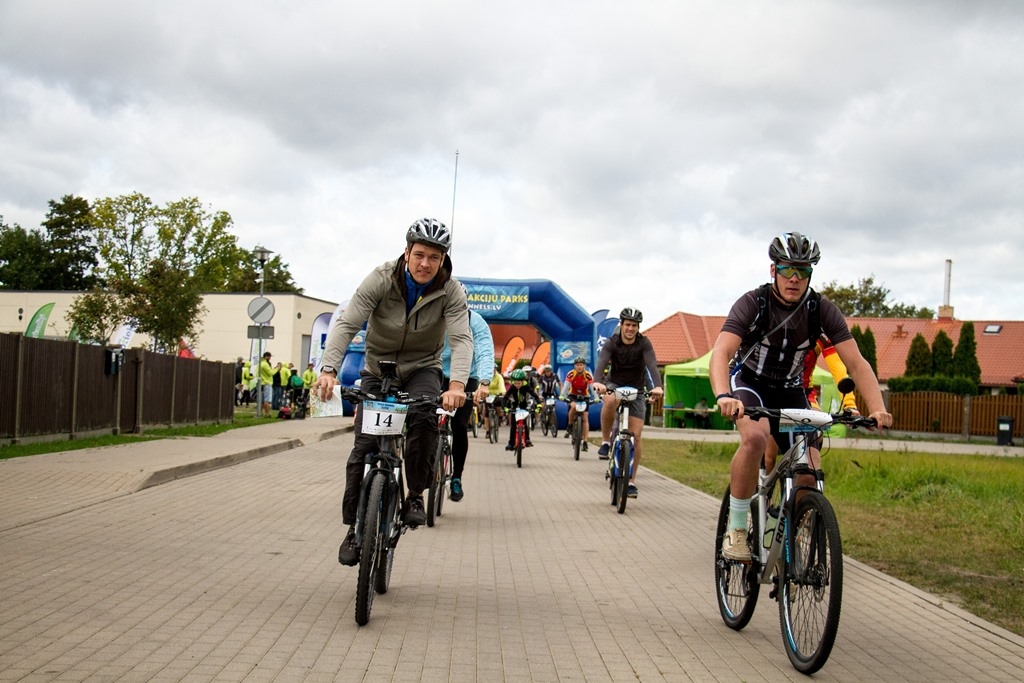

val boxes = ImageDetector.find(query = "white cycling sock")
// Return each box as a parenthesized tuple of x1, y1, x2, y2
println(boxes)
(729, 495, 750, 531)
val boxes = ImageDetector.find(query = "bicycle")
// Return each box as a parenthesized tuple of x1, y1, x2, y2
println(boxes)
(340, 361, 437, 626)
(603, 387, 645, 513)
(485, 395, 501, 444)
(509, 405, 539, 468)
(713, 377, 876, 674)
(427, 406, 455, 527)
(540, 395, 558, 437)
(469, 400, 479, 439)
(565, 394, 591, 461)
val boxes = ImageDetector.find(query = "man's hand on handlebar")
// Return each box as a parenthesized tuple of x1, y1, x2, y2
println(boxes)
(717, 395, 745, 420)
(441, 382, 467, 412)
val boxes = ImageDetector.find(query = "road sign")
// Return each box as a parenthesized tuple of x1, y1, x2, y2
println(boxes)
(247, 297, 275, 324)
(247, 325, 274, 340)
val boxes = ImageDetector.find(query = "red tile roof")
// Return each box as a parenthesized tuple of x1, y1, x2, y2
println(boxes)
(646, 313, 1024, 388)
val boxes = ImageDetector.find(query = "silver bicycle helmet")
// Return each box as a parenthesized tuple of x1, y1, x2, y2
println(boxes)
(406, 218, 452, 253)
(769, 232, 820, 265)
(619, 307, 643, 324)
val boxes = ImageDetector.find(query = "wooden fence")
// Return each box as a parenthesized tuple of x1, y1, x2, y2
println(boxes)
(0, 333, 235, 445)
(651, 387, 1023, 440)
(890, 391, 1024, 439)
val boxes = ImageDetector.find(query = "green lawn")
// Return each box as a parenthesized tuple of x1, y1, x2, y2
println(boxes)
(641, 438, 1024, 637)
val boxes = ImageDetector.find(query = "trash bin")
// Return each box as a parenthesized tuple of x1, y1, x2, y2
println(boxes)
(997, 416, 1014, 446)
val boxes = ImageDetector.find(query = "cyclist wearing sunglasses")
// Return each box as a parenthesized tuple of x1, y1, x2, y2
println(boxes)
(708, 231, 892, 561)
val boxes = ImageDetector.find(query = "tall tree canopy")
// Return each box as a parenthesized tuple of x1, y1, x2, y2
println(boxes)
(931, 330, 955, 377)
(40, 195, 99, 290)
(0, 217, 47, 290)
(819, 275, 934, 319)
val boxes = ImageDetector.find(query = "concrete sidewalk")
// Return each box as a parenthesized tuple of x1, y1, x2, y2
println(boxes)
(1, 419, 1022, 681)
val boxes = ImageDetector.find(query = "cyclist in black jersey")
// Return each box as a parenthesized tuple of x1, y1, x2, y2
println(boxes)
(592, 308, 663, 498)
(708, 232, 892, 562)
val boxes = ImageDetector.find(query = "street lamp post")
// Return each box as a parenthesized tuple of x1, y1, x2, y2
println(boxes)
(253, 245, 273, 417)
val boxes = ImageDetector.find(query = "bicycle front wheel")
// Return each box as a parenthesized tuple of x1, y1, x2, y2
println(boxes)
(427, 438, 445, 528)
(374, 481, 399, 595)
(616, 441, 630, 514)
(778, 491, 843, 674)
(355, 473, 385, 626)
(714, 486, 760, 630)
(572, 418, 582, 461)
(471, 410, 478, 438)
(541, 410, 549, 436)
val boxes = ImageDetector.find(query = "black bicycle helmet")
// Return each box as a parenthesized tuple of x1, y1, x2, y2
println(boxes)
(406, 218, 452, 253)
(619, 307, 643, 324)
(573, 356, 587, 364)
(769, 232, 820, 265)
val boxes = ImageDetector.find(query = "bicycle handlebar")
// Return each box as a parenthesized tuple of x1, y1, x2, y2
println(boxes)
(340, 386, 439, 408)
(744, 406, 878, 430)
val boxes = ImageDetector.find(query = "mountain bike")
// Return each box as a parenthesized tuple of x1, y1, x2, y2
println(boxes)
(427, 406, 455, 527)
(604, 387, 645, 513)
(713, 377, 877, 674)
(485, 395, 501, 444)
(341, 361, 437, 626)
(540, 396, 558, 437)
(510, 405, 538, 468)
(565, 394, 591, 461)
(469, 400, 479, 439)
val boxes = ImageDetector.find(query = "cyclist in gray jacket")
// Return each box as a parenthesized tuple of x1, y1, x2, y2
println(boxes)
(313, 218, 473, 566)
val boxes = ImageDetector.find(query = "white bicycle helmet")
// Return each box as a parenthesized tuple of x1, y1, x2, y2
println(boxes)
(406, 218, 452, 253)
(769, 232, 820, 265)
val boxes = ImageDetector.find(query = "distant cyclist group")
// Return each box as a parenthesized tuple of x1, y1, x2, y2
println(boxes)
(312, 218, 893, 657)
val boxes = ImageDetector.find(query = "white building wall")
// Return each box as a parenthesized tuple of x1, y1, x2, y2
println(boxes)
(1, 291, 338, 367)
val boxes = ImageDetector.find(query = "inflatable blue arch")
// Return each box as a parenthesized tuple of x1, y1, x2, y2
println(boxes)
(338, 277, 604, 429)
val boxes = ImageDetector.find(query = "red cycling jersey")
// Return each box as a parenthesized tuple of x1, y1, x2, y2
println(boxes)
(565, 369, 594, 396)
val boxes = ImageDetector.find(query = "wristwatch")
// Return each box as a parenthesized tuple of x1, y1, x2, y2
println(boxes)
(321, 365, 337, 375)
(481, 380, 490, 386)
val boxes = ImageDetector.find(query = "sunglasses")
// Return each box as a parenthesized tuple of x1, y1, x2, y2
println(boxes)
(775, 264, 813, 280)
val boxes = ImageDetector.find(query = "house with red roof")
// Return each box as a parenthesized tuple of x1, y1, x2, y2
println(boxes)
(645, 309, 1024, 394)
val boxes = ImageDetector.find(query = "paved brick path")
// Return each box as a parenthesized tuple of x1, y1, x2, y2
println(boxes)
(1, 420, 1022, 681)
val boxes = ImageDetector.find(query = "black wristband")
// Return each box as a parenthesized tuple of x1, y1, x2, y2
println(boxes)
(715, 393, 734, 401)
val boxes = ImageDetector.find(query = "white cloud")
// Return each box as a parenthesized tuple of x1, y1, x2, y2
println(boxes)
(2, 0, 1023, 328)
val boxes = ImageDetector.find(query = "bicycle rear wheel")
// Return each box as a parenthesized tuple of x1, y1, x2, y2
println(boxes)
(355, 473, 385, 626)
(714, 486, 760, 630)
(779, 491, 843, 675)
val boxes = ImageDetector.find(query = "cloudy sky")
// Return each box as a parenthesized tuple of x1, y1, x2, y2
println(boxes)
(2, 0, 1023, 327)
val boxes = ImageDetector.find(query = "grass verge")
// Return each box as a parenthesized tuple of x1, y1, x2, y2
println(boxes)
(0, 407, 267, 461)
(641, 438, 1024, 638)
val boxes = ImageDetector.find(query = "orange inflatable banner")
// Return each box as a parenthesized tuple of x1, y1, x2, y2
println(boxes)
(531, 341, 550, 370)
(500, 336, 526, 375)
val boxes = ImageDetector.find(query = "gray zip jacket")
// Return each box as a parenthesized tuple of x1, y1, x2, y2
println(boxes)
(320, 253, 473, 386)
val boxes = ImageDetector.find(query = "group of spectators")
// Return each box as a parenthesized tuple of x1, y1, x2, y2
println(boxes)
(234, 354, 318, 417)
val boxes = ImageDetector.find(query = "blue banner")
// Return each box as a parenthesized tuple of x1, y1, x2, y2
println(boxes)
(555, 341, 591, 366)
(466, 284, 529, 320)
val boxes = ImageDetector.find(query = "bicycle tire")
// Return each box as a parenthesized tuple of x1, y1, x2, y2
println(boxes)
(355, 473, 385, 626)
(437, 443, 450, 517)
(471, 410, 478, 438)
(714, 486, 760, 630)
(427, 437, 444, 527)
(616, 439, 631, 514)
(551, 410, 558, 438)
(541, 409, 549, 436)
(779, 491, 843, 675)
(374, 481, 399, 595)
(572, 417, 582, 461)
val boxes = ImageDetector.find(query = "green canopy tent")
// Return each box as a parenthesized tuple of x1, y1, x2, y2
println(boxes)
(662, 351, 843, 433)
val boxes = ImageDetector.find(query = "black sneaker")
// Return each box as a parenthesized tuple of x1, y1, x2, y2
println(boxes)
(582, 441, 589, 452)
(450, 478, 464, 502)
(626, 483, 638, 498)
(338, 526, 359, 566)
(526, 441, 534, 447)
(505, 444, 514, 451)
(563, 431, 570, 439)
(597, 443, 610, 459)
(402, 496, 427, 526)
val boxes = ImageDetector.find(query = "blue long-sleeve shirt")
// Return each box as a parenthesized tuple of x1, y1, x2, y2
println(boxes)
(441, 309, 495, 382)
